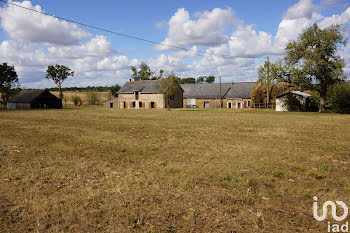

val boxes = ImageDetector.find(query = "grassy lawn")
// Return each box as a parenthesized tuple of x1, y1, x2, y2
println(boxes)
(0, 107, 350, 232)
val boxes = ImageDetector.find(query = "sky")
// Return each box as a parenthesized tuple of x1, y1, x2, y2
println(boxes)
(0, 0, 349, 88)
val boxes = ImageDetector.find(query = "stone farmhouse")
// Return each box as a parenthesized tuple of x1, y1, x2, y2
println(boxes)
(104, 80, 257, 109)
(181, 82, 257, 108)
(104, 80, 183, 109)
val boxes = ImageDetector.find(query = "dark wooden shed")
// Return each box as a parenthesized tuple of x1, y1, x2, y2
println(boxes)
(7, 89, 62, 109)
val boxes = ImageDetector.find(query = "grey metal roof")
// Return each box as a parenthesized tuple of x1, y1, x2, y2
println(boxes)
(224, 82, 257, 99)
(181, 82, 257, 99)
(7, 89, 58, 103)
(117, 80, 160, 94)
(290, 91, 311, 98)
(276, 91, 311, 99)
(181, 83, 232, 99)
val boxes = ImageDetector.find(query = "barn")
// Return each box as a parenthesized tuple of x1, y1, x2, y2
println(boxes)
(7, 89, 62, 110)
(275, 91, 315, 112)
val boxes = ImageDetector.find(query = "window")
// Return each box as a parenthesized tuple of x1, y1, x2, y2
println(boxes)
(110, 103, 113, 108)
(122, 101, 127, 108)
(150, 102, 155, 108)
(237, 102, 241, 108)
(247, 101, 251, 107)
(132, 102, 136, 108)
(227, 102, 232, 108)
(170, 95, 175, 100)
(139, 102, 143, 108)
(135, 91, 139, 100)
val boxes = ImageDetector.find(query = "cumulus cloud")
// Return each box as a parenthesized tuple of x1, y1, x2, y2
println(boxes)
(48, 36, 117, 59)
(228, 25, 274, 57)
(1, 0, 349, 87)
(283, 0, 314, 20)
(0, 1, 91, 45)
(319, 7, 350, 28)
(156, 8, 237, 50)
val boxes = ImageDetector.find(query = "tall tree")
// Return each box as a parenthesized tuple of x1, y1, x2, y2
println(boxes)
(206, 76, 216, 83)
(156, 72, 180, 110)
(109, 84, 121, 97)
(196, 76, 206, 84)
(46, 65, 74, 99)
(285, 24, 347, 112)
(258, 57, 276, 105)
(0, 63, 19, 104)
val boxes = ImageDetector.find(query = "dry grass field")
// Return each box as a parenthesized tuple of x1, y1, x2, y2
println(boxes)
(0, 107, 350, 232)
(51, 91, 111, 105)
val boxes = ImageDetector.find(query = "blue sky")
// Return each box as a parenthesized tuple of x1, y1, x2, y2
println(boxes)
(0, 0, 349, 88)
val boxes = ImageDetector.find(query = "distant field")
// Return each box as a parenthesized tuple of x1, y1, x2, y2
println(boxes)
(51, 91, 111, 105)
(1, 108, 350, 232)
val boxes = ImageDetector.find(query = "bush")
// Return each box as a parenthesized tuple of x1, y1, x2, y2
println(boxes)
(85, 92, 101, 105)
(283, 94, 304, 111)
(71, 95, 83, 107)
(251, 83, 300, 104)
(327, 82, 350, 113)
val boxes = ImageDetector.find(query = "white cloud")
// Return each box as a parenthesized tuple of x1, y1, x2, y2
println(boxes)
(228, 25, 275, 57)
(48, 36, 117, 59)
(156, 8, 236, 50)
(0, 1, 91, 45)
(283, 0, 314, 20)
(1, 0, 349, 88)
(171, 46, 200, 59)
(319, 7, 350, 28)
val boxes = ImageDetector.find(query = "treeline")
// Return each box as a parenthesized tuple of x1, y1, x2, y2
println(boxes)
(47, 86, 114, 92)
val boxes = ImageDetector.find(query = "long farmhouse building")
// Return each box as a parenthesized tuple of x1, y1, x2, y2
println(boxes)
(105, 80, 257, 109)
(181, 82, 256, 108)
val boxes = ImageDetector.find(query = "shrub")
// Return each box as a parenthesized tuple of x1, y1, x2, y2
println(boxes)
(327, 82, 350, 113)
(85, 92, 101, 105)
(71, 95, 83, 107)
(282, 94, 304, 111)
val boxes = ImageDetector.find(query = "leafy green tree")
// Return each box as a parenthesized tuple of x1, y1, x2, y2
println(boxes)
(46, 65, 74, 99)
(179, 77, 196, 84)
(258, 57, 276, 105)
(156, 72, 180, 110)
(206, 76, 215, 83)
(109, 84, 121, 97)
(285, 24, 347, 112)
(196, 76, 206, 84)
(0, 63, 19, 105)
(327, 82, 350, 113)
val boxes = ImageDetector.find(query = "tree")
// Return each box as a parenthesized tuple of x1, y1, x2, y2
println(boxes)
(85, 92, 101, 105)
(46, 65, 74, 99)
(0, 63, 19, 105)
(285, 24, 347, 112)
(327, 82, 350, 113)
(131, 62, 164, 80)
(71, 95, 83, 107)
(196, 76, 206, 84)
(206, 76, 215, 83)
(109, 84, 121, 97)
(179, 77, 196, 84)
(156, 72, 180, 110)
(258, 57, 276, 105)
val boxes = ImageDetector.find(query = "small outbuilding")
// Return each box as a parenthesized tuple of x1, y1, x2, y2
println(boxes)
(7, 89, 62, 110)
(276, 91, 314, 112)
